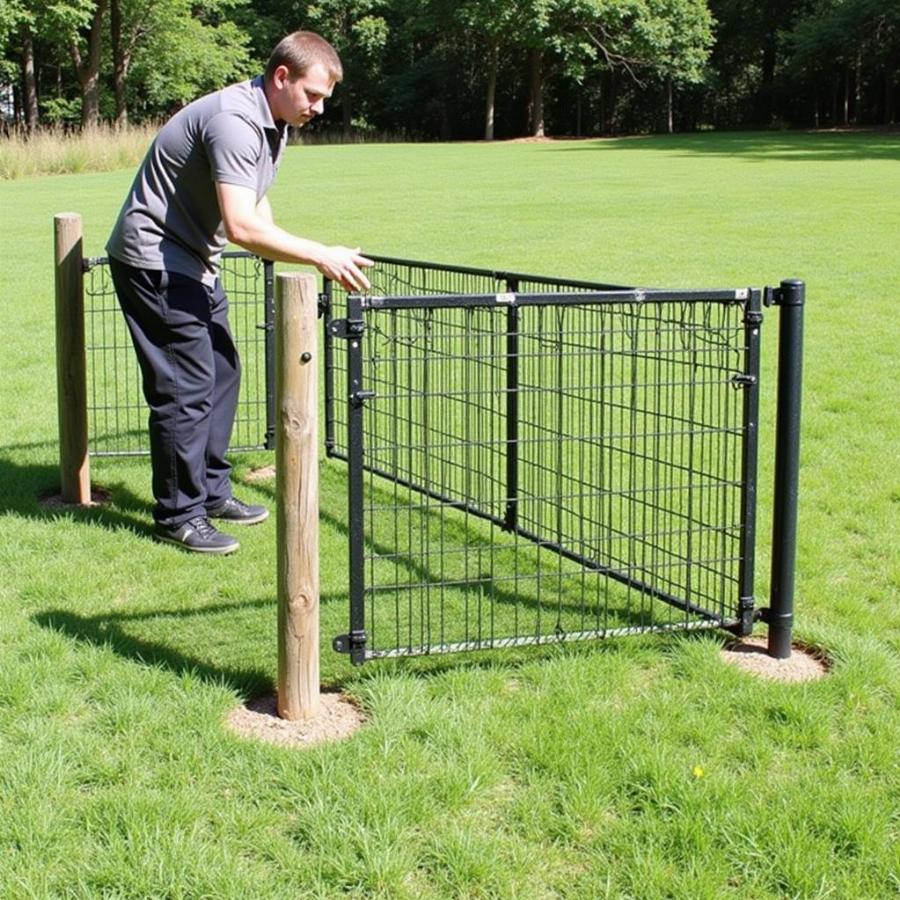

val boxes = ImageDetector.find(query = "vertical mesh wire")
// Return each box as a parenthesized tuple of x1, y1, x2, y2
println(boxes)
(328, 261, 753, 659)
(84, 253, 270, 455)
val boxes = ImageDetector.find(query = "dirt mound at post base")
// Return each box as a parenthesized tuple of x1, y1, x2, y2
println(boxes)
(720, 636, 828, 682)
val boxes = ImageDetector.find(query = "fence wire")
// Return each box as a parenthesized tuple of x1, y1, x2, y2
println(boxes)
(83, 253, 272, 455)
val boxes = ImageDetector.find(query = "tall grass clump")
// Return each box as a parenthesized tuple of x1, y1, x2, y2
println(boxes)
(0, 123, 158, 179)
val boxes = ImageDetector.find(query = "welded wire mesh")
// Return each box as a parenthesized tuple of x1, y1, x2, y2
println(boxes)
(327, 260, 759, 661)
(83, 253, 272, 455)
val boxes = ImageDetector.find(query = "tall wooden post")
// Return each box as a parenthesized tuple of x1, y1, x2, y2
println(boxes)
(275, 272, 320, 720)
(54, 213, 91, 505)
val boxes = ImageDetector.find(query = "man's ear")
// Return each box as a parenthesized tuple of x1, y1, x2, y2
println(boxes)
(272, 64, 291, 88)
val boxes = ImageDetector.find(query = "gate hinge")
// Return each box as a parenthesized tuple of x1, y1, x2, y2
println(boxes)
(764, 283, 805, 308)
(329, 318, 365, 339)
(333, 630, 368, 665)
(727, 595, 756, 636)
(744, 308, 764, 327)
(730, 373, 757, 388)
(318, 292, 329, 318)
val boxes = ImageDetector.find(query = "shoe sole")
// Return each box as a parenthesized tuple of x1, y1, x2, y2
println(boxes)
(207, 510, 269, 526)
(154, 533, 240, 555)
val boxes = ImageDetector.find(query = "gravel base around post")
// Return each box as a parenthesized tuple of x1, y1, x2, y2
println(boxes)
(720, 636, 829, 682)
(225, 691, 367, 748)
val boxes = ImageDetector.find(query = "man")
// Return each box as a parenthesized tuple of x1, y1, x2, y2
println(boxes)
(107, 31, 372, 555)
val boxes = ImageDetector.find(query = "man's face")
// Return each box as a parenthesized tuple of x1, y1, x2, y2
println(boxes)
(273, 62, 335, 127)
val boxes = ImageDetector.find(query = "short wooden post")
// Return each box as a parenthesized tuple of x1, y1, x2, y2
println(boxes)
(275, 272, 320, 720)
(54, 212, 91, 505)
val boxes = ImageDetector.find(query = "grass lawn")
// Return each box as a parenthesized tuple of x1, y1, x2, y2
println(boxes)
(1, 131, 898, 897)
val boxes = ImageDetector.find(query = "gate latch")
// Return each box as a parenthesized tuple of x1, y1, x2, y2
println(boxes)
(730, 373, 757, 388)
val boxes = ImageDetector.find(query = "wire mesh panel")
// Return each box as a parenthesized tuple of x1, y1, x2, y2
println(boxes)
(324, 256, 627, 461)
(327, 260, 761, 663)
(83, 253, 274, 455)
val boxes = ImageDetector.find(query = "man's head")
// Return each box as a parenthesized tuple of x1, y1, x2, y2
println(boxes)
(265, 31, 343, 127)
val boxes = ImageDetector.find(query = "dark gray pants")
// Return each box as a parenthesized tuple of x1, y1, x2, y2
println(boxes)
(109, 258, 241, 527)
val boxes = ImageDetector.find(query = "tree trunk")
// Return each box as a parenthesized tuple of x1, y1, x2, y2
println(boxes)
(110, 0, 129, 127)
(528, 48, 544, 137)
(754, 35, 777, 126)
(842, 65, 849, 126)
(71, 0, 108, 128)
(667, 77, 674, 133)
(21, 30, 39, 130)
(885, 68, 896, 125)
(342, 90, 353, 138)
(484, 41, 498, 141)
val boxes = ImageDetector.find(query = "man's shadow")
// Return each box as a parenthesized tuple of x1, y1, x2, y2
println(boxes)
(32, 602, 277, 697)
(5, 444, 276, 695)
(0, 443, 155, 539)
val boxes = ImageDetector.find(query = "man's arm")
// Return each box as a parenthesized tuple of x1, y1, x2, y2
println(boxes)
(218, 182, 372, 291)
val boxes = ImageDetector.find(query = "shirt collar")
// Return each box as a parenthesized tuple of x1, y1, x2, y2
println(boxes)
(251, 75, 280, 134)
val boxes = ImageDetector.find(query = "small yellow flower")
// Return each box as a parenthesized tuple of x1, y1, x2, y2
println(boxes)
(692, 765, 705, 779)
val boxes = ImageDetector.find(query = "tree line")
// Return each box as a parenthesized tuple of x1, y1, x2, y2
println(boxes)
(2, 0, 898, 138)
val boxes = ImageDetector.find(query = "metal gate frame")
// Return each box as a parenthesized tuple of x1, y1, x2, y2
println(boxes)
(323, 261, 803, 665)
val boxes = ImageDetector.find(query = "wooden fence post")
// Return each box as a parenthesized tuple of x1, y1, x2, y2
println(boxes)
(275, 272, 320, 720)
(54, 212, 91, 505)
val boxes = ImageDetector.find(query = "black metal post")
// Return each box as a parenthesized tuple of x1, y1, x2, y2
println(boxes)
(322, 278, 336, 456)
(504, 279, 519, 531)
(263, 259, 276, 450)
(340, 295, 368, 664)
(767, 279, 805, 659)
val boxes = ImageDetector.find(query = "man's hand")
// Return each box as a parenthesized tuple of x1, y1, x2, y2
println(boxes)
(313, 246, 374, 292)
(216, 183, 374, 291)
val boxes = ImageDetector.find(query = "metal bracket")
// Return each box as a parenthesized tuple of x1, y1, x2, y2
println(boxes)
(744, 308, 764, 327)
(730, 373, 757, 388)
(765, 282, 805, 308)
(317, 292, 330, 318)
(739, 595, 756, 633)
(329, 318, 365, 339)
(333, 630, 368, 660)
(351, 389, 376, 406)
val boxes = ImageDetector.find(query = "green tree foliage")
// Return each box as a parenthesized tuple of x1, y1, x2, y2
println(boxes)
(787, 0, 900, 125)
(1, 0, 896, 134)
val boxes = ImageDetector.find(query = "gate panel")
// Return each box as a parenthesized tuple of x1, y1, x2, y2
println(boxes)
(330, 268, 761, 662)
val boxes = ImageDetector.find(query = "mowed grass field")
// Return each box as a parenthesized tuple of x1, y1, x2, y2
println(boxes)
(1, 132, 898, 897)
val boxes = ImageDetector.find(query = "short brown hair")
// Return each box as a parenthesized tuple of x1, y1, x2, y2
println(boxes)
(265, 31, 343, 83)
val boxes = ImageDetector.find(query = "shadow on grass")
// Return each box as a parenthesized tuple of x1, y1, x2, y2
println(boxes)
(33, 603, 277, 697)
(0, 444, 154, 537)
(552, 130, 900, 162)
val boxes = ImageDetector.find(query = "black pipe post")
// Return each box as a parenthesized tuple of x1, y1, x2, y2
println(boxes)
(767, 279, 805, 659)
(263, 259, 276, 450)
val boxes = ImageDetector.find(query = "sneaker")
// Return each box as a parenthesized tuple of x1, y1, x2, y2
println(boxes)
(206, 496, 269, 525)
(154, 516, 240, 555)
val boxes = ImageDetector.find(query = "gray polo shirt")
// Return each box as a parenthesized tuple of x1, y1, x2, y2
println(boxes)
(107, 76, 288, 284)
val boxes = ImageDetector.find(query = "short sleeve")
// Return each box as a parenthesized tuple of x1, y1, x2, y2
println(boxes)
(203, 112, 263, 190)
